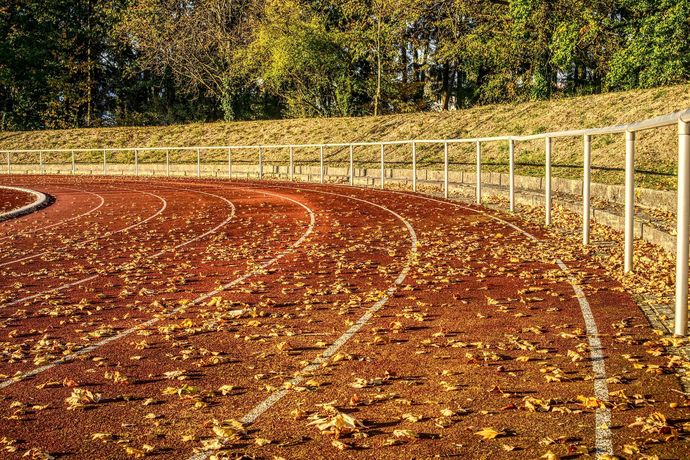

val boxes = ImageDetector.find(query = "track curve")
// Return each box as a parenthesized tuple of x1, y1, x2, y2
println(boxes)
(0, 186, 105, 242)
(0, 175, 687, 460)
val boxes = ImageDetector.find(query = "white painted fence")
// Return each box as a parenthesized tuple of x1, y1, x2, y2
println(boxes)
(2, 108, 690, 335)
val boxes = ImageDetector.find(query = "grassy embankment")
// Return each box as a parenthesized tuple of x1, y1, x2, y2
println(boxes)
(2, 85, 690, 190)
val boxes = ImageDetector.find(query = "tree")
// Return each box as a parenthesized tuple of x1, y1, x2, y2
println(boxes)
(0, 0, 123, 129)
(606, 0, 690, 90)
(240, 0, 357, 117)
(2, 0, 690, 130)
(119, 0, 261, 121)
(337, 0, 420, 115)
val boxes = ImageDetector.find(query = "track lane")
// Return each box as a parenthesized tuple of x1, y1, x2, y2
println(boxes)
(0, 184, 315, 385)
(0, 182, 300, 310)
(0, 182, 416, 456)
(166, 182, 686, 460)
(0, 189, 263, 378)
(0, 186, 105, 243)
(228, 185, 689, 460)
(383, 189, 613, 455)
(214, 188, 591, 459)
(7, 185, 414, 460)
(0, 188, 167, 267)
(0, 184, 104, 239)
(0, 178, 689, 459)
(0, 185, 236, 311)
(0, 187, 224, 303)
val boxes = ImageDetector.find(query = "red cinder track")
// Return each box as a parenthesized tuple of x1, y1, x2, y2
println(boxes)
(0, 175, 688, 460)
(0, 187, 35, 214)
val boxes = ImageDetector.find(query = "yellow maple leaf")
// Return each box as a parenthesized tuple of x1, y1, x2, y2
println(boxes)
(475, 427, 504, 440)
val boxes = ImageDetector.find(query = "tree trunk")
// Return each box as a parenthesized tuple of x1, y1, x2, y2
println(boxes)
(401, 41, 408, 85)
(441, 62, 451, 110)
(454, 64, 463, 109)
(374, 15, 382, 116)
(420, 43, 429, 83)
(86, 0, 93, 127)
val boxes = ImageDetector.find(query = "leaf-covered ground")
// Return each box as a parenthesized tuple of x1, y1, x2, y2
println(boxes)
(0, 188, 36, 214)
(0, 176, 688, 460)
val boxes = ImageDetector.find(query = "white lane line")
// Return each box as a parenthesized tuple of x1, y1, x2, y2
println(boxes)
(0, 190, 167, 268)
(1, 187, 236, 309)
(187, 186, 419, 460)
(384, 189, 613, 456)
(0, 186, 106, 242)
(556, 260, 613, 455)
(0, 189, 314, 390)
(144, 186, 237, 257)
(1, 275, 99, 308)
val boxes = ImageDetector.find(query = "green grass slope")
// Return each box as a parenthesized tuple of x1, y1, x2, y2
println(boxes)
(2, 85, 690, 189)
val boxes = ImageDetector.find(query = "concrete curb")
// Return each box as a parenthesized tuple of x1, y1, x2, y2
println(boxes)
(0, 185, 50, 221)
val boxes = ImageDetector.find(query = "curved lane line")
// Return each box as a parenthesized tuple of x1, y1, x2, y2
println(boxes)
(382, 189, 614, 457)
(0, 188, 314, 390)
(0, 186, 106, 242)
(0, 190, 167, 268)
(187, 184, 419, 460)
(0, 187, 236, 308)
(231, 183, 612, 456)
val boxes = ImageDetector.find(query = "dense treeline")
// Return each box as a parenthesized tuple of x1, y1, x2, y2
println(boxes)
(1, 0, 689, 130)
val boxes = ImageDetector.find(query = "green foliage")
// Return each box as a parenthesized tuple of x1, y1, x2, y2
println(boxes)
(242, 0, 355, 117)
(607, 0, 690, 90)
(510, 0, 539, 24)
(1, 0, 690, 130)
(550, 22, 579, 70)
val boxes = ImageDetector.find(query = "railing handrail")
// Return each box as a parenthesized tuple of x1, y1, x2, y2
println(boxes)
(2, 108, 689, 154)
(2, 106, 690, 338)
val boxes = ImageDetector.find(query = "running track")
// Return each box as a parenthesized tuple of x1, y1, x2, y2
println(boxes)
(0, 176, 688, 459)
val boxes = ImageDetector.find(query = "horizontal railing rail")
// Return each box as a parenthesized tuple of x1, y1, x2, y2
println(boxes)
(2, 108, 690, 336)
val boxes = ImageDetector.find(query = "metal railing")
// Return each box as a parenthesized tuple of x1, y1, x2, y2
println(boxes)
(2, 108, 690, 335)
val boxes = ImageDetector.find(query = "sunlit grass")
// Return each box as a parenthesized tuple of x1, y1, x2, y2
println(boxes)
(1, 84, 688, 190)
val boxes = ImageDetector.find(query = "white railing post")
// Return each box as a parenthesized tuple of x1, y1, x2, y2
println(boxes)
(545, 136, 552, 225)
(166, 150, 170, 177)
(443, 142, 449, 199)
(6, 151, 10, 175)
(412, 142, 417, 192)
(349, 145, 354, 186)
(675, 119, 690, 336)
(624, 130, 635, 273)
(39, 151, 44, 174)
(71, 151, 75, 175)
(135, 149, 139, 176)
(197, 148, 201, 178)
(509, 139, 515, 212)
(583, 135, 592, 245)
(289, 146, 294, 181)
(476, 141, 482, 204)
(228, 148, 232, 179)
(102, 150, 107, 175)
(259, 146, 264, 180)
(380, 144, 385, 190)
(320, 145, 324, 184)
